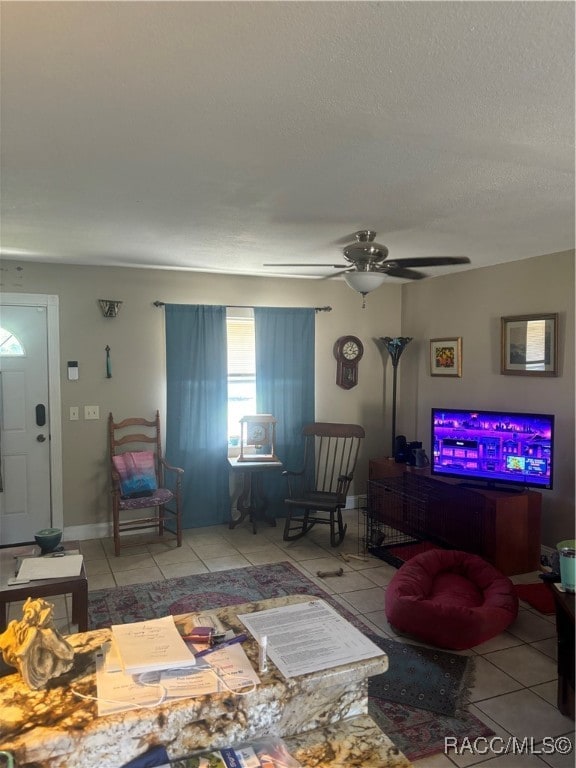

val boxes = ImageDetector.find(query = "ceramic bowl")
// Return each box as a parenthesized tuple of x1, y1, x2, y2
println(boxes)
(34, 527, 63, 553)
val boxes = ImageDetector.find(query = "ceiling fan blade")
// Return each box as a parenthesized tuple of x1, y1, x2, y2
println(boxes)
(263, 262, 346, 268)
(380, 265, 427, 280)
(331, 232, 365, 246)
(388, 256, 471, 268)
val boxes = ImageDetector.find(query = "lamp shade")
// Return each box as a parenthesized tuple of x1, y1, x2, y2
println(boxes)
(343, 272, 387, 294)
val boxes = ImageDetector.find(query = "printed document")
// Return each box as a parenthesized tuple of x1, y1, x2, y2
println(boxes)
(95, 642, 260, 716)
(111, 615, 196, 675)
(238, 599, 386, 678)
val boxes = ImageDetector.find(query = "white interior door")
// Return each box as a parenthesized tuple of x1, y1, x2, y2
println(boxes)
(0, 297, 62, 543)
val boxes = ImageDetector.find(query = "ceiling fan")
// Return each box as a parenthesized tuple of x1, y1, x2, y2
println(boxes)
(265, 230, 471, 307)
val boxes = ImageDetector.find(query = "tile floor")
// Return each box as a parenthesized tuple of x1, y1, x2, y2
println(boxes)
(7, 511, 575, 768)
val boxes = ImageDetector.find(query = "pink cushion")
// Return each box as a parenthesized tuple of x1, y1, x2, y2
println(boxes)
(385, 549, 518, 650)
(112, 451, 158, 498)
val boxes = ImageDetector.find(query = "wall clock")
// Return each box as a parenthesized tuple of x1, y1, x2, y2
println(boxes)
(333, 335, 364, 389)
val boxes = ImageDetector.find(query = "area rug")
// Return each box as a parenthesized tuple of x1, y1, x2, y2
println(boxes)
(369, 698, 495, 762)
(514, 582, 556, 614)
(88, 561, 492, 761)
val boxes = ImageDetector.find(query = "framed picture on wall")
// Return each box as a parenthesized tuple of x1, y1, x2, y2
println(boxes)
(501, 313, 558, 376)
(429, 337, 462, 377)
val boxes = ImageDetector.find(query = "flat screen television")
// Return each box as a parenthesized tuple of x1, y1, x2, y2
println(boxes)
(431, 408, 554, 490)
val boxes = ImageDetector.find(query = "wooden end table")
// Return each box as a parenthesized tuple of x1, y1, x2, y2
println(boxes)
(547, 581, 575, 719)
(0, 540, 88, 633)
(228, 457, 283, 533)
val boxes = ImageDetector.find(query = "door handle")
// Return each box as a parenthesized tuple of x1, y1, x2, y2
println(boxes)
(37, 434, 47, 443)
(36, 404, 46, 427)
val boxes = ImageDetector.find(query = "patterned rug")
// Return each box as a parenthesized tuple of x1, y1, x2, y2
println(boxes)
(88, 561, 493, 762)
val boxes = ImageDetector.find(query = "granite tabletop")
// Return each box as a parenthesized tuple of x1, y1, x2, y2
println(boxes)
(0, 595, 410, 768)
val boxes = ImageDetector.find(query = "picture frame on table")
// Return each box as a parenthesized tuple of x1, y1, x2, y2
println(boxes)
(429, 337, 462, 377)
(501, 313, 558, 376)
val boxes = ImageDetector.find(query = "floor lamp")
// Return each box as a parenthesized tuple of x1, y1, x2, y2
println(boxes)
(380, 336, 413, 457)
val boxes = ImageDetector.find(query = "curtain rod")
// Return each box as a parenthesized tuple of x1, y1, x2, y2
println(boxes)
(153, 301, 332, 312)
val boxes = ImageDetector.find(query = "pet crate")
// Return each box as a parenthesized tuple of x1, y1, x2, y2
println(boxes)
(364, 474, 487, 568)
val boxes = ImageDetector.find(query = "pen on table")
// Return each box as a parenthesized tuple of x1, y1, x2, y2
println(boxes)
(194, 634, 248, 659)
(179, 630, 225, 643)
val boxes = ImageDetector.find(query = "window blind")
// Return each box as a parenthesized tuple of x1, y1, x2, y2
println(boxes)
(227, 317, 255, 376)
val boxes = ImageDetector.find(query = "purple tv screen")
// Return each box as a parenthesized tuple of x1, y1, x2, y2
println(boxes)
(431, 408, 554, 490)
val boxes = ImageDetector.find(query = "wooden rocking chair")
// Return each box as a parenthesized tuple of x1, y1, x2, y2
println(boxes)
(282, 422, 365, 547)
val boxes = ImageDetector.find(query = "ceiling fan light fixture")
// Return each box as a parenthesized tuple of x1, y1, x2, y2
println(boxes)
(343, 272, 387, 294)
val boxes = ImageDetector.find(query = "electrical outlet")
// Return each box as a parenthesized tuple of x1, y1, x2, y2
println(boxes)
(70, 406, 79, 421)
(84, 405, 100, 420)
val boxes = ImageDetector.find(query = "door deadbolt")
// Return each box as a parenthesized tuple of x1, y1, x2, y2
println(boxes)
(36, 404, 47, 427)
(37, 434, 47, 443)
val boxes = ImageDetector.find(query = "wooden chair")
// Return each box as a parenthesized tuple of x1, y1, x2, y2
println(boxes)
(108, 411, 183, 556)
(282, 422, 365, 547)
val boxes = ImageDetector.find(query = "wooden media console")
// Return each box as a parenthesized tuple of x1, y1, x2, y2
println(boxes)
(367, 458, 542, 576)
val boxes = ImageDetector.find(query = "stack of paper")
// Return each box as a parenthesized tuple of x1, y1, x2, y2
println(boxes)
(96, 640, 260, 716)
(238, 599, 386, 678)
(16, 553, 84, 580)
(110, 615, 196, 675)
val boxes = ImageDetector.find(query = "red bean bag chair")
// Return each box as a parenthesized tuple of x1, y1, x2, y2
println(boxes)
(385, 549, 518, 650)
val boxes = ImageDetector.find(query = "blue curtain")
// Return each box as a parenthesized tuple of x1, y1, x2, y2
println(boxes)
(165, 304, 230, 527)
(254, 307, 315, 516)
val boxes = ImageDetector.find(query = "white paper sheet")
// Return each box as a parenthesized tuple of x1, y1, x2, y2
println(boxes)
(16, 553, 84, 580)
(95, 641, 260, 716)
(111, 615, 196, 675)
(160, 644, 260, 696)
(95, 650, 169, 715)
(237, 599, 386, 678)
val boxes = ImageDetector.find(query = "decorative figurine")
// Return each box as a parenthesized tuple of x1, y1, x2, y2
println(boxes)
(0, 597, 74, 689)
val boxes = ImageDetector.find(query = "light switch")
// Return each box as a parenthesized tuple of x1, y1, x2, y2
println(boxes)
(70, 407, 79, 421)
(84, 405, 100, 420)
(67, 361, 79, 381)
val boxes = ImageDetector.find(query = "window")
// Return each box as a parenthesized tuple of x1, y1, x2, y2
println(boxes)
(226, 309, 256, 444)
(0, 326, 25, 356)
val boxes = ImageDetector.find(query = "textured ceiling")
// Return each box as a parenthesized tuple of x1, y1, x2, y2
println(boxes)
(1, 1, 574, 282)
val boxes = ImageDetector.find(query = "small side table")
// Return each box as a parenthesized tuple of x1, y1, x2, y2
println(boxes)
(547, 582, 575, 719)
(0, 541, 89, 633)
(228, 457, 283, 534)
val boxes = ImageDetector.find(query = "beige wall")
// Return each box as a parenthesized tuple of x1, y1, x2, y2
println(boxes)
(0, 261, 401, 530)
(1, 252, 573, 547)
(398, 250, 575, 547)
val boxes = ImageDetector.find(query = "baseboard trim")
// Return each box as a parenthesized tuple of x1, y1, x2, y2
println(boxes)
(344, 494, 366, 510)
(66, 496, 366, 540)
(64, 522, 112, 541)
